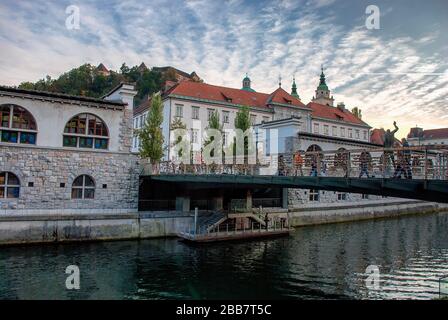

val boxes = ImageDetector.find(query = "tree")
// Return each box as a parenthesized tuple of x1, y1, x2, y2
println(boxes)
(233, 105, 252, 163)
(204, 110, 223, 159)
(352, 107, 362, 119)
(170, 118, 187, 159)
(138, 94, 165, 172)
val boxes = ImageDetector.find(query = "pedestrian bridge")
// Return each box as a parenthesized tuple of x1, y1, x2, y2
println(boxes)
(142, 145, 448, 204)
(145, 175, 448, 203)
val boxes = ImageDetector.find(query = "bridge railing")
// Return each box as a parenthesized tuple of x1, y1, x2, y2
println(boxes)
(154, 145, 448, 180)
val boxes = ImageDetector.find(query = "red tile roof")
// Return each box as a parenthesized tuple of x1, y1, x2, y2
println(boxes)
(370, 128, 385, 145)
(166, 81, 307, 110)
(421, 128, 448, 140)
(370, 128, 401, 146)
(307, 102, 370, 127)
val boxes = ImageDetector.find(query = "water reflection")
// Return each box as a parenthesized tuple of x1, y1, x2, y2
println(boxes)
(1, 212, 447, 300)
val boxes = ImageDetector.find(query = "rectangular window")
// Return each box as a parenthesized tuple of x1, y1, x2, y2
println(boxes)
(94, 138, 108, 150)
(362, 194, 369, 199)
(0, 106, 10, 128)
(355, 129, 360, 139)
(223, 132, 228, 145)
(337, 192, 347, 201)
(133, 118, 138, 129)
(192, 107, 199, 120)
(309, 189, 319, 202)
(19, 132, 36, 144)
(324, 125, 329, 135)
(332, 126, 337, 136)
(1, 130, 18, 143)
(207, 109, 215, 121)
(223, 111, 230, 123)
(314, 123, 319, 134)
(175, 105, 183, 118)
(191, 129, 198, 144)
(340, 127, 345, 137)
(363, 130, 368, 140)
(63, 136, 77, 147)
(250, 114, 257, 125)
(79, 137, 93, 148)
(348, 129, 353, 138)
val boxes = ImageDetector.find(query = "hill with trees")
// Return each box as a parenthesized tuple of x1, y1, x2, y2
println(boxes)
(16, 63, 183, 107)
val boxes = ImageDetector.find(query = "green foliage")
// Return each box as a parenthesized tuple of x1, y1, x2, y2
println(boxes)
(170, 118, 187, 158)
(204, 110, 223, 158)
(18, 63, 162, 107)
(232, 105, 252, 158)
(170, 117, 187, 130)
(234, 105, 251, 132)
(138, 94, 165, 164)
(352, 107, 362, 119)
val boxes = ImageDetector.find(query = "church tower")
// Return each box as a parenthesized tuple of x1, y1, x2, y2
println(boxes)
(312, 66, 334, 106)
(241, 73, 255, 92)
(291, 77, 300, 100)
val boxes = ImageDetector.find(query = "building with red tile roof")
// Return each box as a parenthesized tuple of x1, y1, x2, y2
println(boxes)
(407, 127, 448, 146)
(132, 71, 374, 156)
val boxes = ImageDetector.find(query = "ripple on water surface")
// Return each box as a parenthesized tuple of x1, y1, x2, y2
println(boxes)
(1, 212, 448, 299)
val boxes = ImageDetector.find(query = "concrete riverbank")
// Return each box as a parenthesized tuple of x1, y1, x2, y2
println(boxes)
(0, 200, 447, 245)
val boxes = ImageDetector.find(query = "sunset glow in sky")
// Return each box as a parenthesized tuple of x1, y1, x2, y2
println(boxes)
(1, 0, 447, 137)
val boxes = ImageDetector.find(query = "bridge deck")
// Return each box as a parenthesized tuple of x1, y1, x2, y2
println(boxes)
(143, 174, 448, 203)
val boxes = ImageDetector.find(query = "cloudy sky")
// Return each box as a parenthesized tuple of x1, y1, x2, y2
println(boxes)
(0, 0, 447, 137)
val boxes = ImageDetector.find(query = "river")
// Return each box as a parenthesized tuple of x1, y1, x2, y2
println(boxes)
(1, 212, 448, 300)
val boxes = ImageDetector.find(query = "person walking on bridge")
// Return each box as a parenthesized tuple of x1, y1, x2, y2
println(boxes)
(359, 152, 370, 178)
(293, 151, 304, 176)
(383, 121, 399, 176)
(401, 138, 412, 179)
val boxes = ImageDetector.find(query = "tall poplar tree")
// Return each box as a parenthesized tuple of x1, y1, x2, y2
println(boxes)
(138, 93, 164, 172)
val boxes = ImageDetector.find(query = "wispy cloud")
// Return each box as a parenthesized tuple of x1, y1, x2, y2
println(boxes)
(0, 0, 447, 137)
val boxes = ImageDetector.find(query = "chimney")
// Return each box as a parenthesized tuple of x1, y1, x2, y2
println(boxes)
(103, 82, 137, 109)
(337, 102, 345, 111)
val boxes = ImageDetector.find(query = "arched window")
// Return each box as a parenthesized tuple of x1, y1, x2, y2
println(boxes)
(71, 175, 95, 199)
(0, 104, 37, 144)
(0, 172, 20, 198)
(334, 147, 348, 167)
(63, 113, 109, 149)
(305, 144, 323, 166)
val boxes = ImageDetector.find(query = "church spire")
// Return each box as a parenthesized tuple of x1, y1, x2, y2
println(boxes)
(312, 65, 334, 106)
(291, 76, 300, 100)
(317, 65, 328, 91)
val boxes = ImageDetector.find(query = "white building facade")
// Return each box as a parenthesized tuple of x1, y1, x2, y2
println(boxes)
(0, 84, 139, 212)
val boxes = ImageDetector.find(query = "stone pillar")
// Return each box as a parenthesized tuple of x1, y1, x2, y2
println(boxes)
(282, 188, 288, 209)
(176, 197, 190, 212)
(246, 189, 252, 211)
(213, 197, 223, 211)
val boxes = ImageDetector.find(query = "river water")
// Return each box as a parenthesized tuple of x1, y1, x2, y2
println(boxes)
(1, 212, 448, 300)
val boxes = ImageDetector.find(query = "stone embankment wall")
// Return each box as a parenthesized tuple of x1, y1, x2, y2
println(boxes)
(288, 199, 448, 226)
(0, 201, 446, 246)
(0, 211, 193, 246)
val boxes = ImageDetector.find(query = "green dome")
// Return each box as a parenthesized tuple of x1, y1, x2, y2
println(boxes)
(242, 73, 255, 91)
(317, 67, 328, 91)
